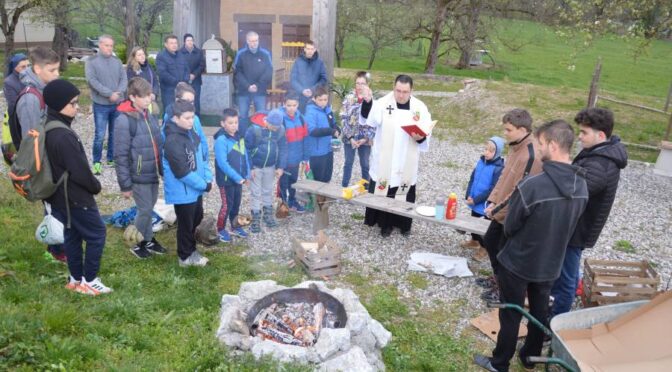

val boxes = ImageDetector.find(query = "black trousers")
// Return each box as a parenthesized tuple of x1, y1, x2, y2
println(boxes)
(364, 180, 416, 233)
(470, 210, 488, 245)
(174, 196, 204, 260)
(52, 206, 106, 282)
(491, 266, 553, 372)
(483, 220, 507, 276)
(310, 152, 334, 183)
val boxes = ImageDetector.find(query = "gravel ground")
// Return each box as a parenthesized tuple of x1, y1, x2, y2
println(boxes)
(2, 92, 670, 335)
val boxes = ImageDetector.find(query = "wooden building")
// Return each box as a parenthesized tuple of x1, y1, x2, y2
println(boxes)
(173, 0, 336, 88)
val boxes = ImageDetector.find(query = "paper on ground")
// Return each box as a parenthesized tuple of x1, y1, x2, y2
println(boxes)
(407, 252, 473, 278)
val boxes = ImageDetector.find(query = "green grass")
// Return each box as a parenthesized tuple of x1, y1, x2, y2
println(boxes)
(614, 240, 636, 254)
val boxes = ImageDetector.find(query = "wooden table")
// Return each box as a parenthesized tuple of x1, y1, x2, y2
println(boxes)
(293, 179, 490, 235)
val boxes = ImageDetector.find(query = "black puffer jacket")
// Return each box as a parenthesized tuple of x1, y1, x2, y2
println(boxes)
(569, 136, 628, 248)
(113, 100, 163, 191)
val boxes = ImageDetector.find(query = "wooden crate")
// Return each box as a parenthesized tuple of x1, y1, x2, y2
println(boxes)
(293, 237, 341, 278)
(582, 259, 660, 307)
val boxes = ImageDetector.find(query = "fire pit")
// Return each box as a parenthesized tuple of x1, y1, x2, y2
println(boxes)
(216, 280, 391, 371)
(246, 286, 348, 347)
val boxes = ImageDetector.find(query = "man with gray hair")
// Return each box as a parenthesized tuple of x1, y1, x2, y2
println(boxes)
(85, 34, 127, 175)
(234, 31, 272, 135)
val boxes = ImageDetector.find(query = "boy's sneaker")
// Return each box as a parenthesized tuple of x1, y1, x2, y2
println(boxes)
(218, 229, 232, 243)
(145, 238, 167, 254)
(289, 200, 306, 213)
(78, 277, 113, 295)
(262, 206, 278, 228)
(106, 160, 115, 167)
(130, 243, 152, 259)
(93, 162, 102, 175)
(231, 226, 248, 238)
(179, 251, 209, 267)
(250, 210, 261, 233)
(65, 276, 80, 291)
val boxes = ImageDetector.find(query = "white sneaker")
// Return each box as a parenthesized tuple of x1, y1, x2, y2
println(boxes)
(78, 277, 113, 295)
(179, 251, 209, 267)
(65, 276, 80, 291)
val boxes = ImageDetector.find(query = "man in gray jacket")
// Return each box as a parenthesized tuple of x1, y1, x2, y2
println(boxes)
(85, 34, 127, 175)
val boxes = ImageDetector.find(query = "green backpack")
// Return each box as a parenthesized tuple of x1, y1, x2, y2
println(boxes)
(9, 120, 71, 225)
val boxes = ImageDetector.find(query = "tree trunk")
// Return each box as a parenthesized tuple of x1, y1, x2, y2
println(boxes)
(122, 0, 136, 48)
(424, 0, 450, 74)
(3, 34, 15, 63)
(456, 0, 482, 69)
(52, 23, 69, 71)
(367, 48, 377, 70)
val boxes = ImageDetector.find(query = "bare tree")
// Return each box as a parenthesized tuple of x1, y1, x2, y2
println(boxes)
(359, 0, 410, 69)
(335, 0, 362, 67)
(0, 0, 42, 58)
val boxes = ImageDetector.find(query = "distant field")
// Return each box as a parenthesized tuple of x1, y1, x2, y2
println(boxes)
(341, 18, 672, 101)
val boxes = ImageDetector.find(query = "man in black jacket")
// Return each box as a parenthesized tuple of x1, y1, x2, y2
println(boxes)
(550, 108, 628, 316)
(44, 79, 112, 295)
(180, 33, 205, 115)
(234, 31, 272, 136)
(474, 120, 588, 372)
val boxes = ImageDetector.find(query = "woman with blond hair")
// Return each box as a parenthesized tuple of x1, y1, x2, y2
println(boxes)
(126, 47, 160, 103)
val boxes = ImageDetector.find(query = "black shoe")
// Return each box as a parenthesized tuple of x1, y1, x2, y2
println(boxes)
(130, 244, 151, 259)
(145, 238, 167, 255)
(475, 276, 496, 289)
(400, 229, 411, 237)
(480, 288, 500, 302)
(473, 354, 499, 372)
(380, 227, 393, 237)
(518, 353, 536, 370)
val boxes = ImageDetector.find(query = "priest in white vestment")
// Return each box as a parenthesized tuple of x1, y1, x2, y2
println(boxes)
(361, 74, 431, 237)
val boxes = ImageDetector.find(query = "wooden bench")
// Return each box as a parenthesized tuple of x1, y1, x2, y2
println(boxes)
(293, 179, 490, 235)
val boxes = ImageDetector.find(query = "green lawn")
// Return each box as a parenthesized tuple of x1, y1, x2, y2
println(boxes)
(0, 178, 495, 370)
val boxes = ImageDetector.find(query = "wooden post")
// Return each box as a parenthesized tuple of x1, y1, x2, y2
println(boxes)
(312, 0, 337, 86)
(665, 81, 672, 113)
(587, 59, 602, 108)
(665, 113, 672, 142)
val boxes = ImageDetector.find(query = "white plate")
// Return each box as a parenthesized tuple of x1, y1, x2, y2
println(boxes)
(415, 205, 435, 217)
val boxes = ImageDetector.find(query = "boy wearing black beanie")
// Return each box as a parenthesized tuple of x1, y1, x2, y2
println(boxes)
(43, 79, 112, 295)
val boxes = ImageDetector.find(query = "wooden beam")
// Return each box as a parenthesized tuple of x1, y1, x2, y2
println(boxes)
(312, 0, 337, 86)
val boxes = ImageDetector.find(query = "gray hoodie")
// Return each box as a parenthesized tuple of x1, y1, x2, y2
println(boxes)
(85, 53, 127, 105)
(16, 68, 47, 137)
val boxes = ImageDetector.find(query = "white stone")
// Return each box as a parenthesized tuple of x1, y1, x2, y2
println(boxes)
(251, 340, 308, 364)
(341, 290, 369, 315)
(368, 319, 392, 348)
(220, 294, 240, 307)
(238, 280, 285, 304)
(293, 280, 332, 294)
(216, 297, 244, 339)
(218, 332, 252, 350)
(346, 312, 369, 335)
(352, 329, 377, 354)
(314, 328, 351, 361)
(319, 346, 374, 372)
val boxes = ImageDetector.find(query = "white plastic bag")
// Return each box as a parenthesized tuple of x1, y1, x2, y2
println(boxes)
(35, 202, 64, 245)
(407, 252, 473, 278)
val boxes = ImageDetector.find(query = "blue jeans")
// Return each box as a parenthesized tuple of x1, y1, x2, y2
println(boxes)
(550, 245, 583, 317)
(52, 206, 106, 282)
(237, 94, 266, 135)
(92, 103, 119, 163)
(341, 142, 370, 187)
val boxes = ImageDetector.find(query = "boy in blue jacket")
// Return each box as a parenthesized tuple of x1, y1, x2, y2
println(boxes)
(163, 101, 212, 267)
(304, 86, 340, 183)
(214, 108, 250, 242)
(463, 136, 505, 261)
(245, 109, 288, 233)
(280, 92, 310, 212)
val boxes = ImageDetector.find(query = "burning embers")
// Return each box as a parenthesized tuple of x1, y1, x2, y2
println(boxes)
(251, 301, 340, 346)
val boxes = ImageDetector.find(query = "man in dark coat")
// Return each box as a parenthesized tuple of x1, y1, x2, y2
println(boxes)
(156, 34, 189, 114)
(234, 31, 272, 136)
(474, 120, 588, 372)
(550, 108, 628, 316)
(290, 40, 327, 112)
(180, 33, 205, 115)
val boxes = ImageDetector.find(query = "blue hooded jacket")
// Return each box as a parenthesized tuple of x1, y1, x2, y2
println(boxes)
(281, 107, 310, 167)
(214, 128, 250, 186)
(244, 112, 287, 169)
(466, 136, 505, 216)
(304, 102, 337, 157)
(162, 120, 211, 205)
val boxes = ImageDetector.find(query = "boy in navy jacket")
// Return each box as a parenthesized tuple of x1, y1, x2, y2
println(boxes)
(244, 109, 287, 233)
(304, 86, 340, 183)
(214, 108, 250, 242)
(279, 92, 310, 212)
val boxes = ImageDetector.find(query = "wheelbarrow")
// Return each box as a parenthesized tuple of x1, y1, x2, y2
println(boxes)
(488, 300, 649, 372)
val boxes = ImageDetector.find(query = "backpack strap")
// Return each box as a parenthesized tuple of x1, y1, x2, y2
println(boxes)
(44, 120, 73, 228)
(9, 87, 46, 149)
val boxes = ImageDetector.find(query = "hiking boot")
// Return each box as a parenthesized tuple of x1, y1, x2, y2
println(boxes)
(218, 229, 232, 243)
(473, 354, 500, 372)
(475, 276, 497, 289)
(145, 238, 167, 254)
(460, 239, 481, 249)
(179, 251, 208, 267)
(107, 160, 115, 167)
(473, 246, 489, 262)
(288, 200, 305, 213)
(130, 243, 152, 259)
(517, 354, 536, 371)
(250, 210, 261, 233)
(480, 288, 500, 303)
(262, 206, 278, 228)
(78, 277, 113, 295)
(93, 162, 102, 175)
(65, 276, 80, 291)
(231, 226, 248, 238)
